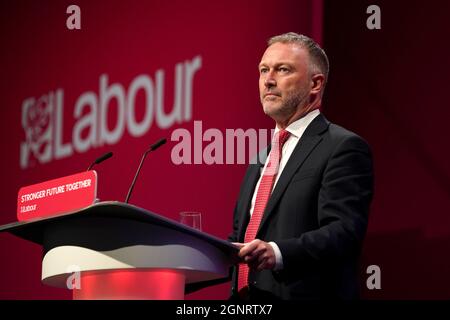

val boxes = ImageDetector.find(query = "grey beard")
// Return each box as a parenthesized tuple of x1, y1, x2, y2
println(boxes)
(275, 90, 308, 118)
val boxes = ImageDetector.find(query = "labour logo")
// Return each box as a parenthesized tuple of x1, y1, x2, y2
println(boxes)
(21, 94, 53, 169)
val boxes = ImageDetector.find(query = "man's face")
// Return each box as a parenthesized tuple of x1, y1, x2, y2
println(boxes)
(259, 42, 312, 122)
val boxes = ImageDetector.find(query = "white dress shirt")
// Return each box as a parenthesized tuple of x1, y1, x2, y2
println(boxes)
(248, 109, 321, 270)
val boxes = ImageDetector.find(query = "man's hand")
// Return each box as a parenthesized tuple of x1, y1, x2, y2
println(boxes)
(233, 239, 276, 271)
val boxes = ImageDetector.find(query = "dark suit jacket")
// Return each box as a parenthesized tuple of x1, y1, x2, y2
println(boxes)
(228, 114, 374, 300)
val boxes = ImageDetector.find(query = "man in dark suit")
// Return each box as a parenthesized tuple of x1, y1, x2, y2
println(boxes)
(228, 32, 374, 300)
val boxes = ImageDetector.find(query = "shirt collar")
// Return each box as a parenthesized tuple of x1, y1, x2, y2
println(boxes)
(274, 109, 321, 139)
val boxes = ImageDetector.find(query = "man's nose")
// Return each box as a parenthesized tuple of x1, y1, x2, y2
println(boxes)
(264, 72, 276, 88)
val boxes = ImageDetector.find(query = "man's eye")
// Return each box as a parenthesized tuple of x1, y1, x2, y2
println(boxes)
(260, 68, 268, 74)
(279, 67, 289, 73)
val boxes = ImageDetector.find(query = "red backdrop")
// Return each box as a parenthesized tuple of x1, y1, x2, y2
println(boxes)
(3, 0, 449, 301)
(0, 0, 322, 299)
(323, 0, 450, 299)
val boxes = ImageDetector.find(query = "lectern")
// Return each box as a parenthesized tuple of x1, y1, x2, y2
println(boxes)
(0, 201, 238, 299)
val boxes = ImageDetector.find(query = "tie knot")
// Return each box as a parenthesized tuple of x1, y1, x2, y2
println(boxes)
(276, 129, 291, 148)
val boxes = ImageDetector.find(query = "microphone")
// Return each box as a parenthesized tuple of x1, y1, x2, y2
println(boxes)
(125, 138, 167, 203)
(87, 152, 113, 171)
(149, 138, 167, 151)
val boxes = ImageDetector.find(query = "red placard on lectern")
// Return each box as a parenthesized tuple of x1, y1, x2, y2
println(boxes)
(17, 170, 98, 221)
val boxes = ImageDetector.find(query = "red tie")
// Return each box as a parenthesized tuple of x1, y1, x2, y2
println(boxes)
(237, 129, 291, 293)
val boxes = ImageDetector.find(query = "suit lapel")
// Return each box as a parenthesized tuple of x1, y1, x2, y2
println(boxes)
(256, 114, 330, 237)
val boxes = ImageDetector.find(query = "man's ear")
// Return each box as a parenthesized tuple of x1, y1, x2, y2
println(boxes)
(310, 73, 325, 95)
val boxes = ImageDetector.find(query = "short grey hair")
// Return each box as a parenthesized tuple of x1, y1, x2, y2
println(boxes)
(268, 32, 329, 83)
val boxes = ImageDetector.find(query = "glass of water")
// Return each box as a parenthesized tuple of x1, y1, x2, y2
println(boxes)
(179, 211, 202, 231)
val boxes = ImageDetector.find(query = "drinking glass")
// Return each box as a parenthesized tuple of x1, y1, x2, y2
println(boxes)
(179, 211, 202, 231)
